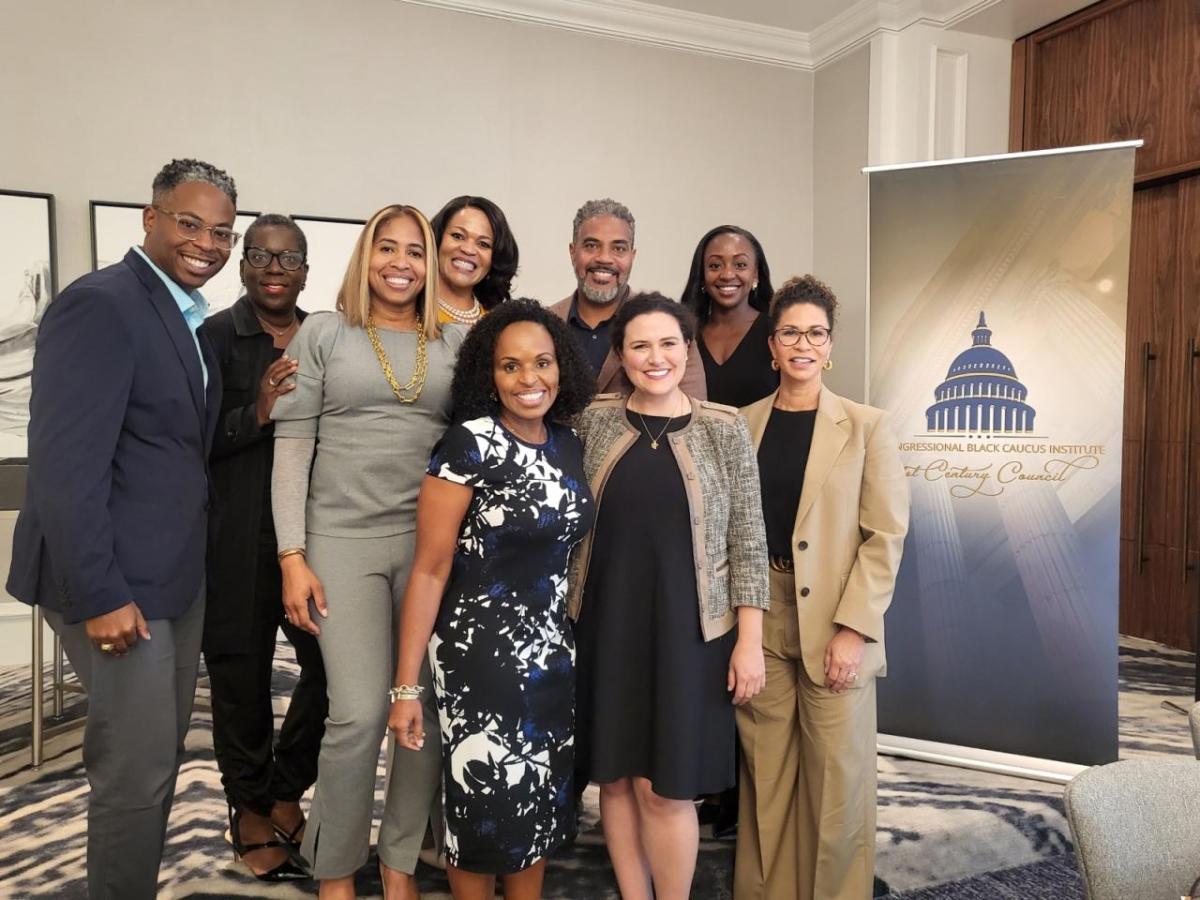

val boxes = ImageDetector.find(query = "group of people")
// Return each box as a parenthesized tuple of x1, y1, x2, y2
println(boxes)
(8, 158, 910, 900)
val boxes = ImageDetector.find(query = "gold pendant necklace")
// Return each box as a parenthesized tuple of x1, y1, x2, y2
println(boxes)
(634, 394, 684, 450)
(636, 413, 673, 450)
(366, 314, 428, 404)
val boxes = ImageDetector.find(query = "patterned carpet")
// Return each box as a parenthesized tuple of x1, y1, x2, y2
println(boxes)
(0, 635, 1191, 898)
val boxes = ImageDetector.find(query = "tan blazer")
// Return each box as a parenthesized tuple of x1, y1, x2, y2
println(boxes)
(741, 387, 909, 688)
(548, 291, 708, 400)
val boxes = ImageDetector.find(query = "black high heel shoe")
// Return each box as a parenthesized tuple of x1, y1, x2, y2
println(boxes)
(272, 811, 306, 848)
(227, 805, 310, 883)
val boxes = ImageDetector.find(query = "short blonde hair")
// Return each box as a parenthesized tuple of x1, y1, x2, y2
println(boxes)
(336, 205, 441, 339)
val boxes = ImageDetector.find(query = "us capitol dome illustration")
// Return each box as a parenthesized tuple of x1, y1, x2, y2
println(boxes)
(925, 312, 1035, 434)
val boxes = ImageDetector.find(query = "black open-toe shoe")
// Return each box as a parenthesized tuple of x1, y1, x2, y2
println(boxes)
(228, 805, 310, 883)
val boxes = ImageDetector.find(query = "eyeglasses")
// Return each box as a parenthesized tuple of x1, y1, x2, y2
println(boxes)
(772, 326, 832, 347)
(244, 247, 306, 271)
(153, 206, 240, 250)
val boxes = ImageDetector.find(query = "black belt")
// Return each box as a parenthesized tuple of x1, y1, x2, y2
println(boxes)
(768, 554, 794, 573)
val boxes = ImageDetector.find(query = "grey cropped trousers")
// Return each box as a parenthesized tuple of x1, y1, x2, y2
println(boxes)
(299, 532, 442, 879)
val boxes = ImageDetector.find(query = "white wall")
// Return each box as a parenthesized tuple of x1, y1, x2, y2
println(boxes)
(0, 0, 814, 663)
(0, 0, 813, 304)
(813, 24, 1013, 403)
(813, 47, 871, 402)
(868, 25, 1012, 167)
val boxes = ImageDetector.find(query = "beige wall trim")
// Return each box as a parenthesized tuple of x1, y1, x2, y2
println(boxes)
(393, 0, 1010, 71)
(393, 0, 813, 69)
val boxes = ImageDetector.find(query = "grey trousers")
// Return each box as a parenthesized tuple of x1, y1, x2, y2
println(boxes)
(46, 584, 205, 900)
(300, 532, 442, 879)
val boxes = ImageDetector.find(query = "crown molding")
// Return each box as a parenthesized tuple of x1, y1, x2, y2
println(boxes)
(393, 0, 1007, 71)
(810, 0, 1005, 67)
(394, 0, 812, 69)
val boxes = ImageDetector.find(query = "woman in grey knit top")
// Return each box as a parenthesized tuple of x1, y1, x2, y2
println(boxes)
(270, 205, 465, 899)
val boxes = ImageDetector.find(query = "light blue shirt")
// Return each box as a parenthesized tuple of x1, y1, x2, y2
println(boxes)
(133, 246, 209, 387)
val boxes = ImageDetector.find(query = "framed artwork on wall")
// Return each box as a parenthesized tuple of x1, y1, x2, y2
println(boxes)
(289, 215, 365, 314)
(0, 190, 57, 462)
(89, 200, 259, 316)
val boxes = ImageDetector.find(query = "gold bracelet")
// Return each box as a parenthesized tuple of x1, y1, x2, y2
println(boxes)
(277, 548, 306, 561)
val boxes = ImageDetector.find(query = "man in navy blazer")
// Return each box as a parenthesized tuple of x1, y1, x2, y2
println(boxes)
(7, 159, 236, 899)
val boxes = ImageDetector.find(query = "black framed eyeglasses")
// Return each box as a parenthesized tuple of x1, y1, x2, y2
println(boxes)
(153, 206, 240, 250)
(772, 326, 832, 347)
(243, 246, 306, 271)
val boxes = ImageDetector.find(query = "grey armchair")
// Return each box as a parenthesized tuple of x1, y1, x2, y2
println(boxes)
(1065, 758, 1200, 900)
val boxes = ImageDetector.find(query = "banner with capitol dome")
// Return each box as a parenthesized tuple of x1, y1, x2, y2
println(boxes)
(867, 142, 1138, 772)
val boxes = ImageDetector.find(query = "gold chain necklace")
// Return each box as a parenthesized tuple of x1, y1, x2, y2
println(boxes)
(256, 314, 298, 338)
(366, 315, 428, 404)
(634, 394, 684, 450)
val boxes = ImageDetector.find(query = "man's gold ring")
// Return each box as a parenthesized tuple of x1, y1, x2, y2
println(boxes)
(98, 643, 116, 653)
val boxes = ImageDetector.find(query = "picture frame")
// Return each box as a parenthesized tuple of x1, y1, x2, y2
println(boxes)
(0, 189, 57, 463)
(289, 214, 366, 314)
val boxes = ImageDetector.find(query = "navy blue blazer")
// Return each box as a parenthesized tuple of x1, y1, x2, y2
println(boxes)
(7, 249, 222, 624)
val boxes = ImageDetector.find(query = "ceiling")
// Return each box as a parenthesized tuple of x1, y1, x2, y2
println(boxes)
(606, 0, 1093, 41)
(398, 0, 1098, 68)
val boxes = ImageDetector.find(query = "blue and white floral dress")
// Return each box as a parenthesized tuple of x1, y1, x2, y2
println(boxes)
(426, 416, 594, 874)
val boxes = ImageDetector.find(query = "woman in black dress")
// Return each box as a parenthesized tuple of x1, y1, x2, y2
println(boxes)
(682, 226, 778, 409)
(568, 293, 769, 900)
(389, 299, 596, 900)
(199, 214, 325, 881)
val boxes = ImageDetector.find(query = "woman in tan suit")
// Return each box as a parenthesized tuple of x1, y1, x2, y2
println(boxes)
(735, 275, 909, 900)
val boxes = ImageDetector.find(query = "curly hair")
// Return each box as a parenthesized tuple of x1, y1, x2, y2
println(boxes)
(151, 158, 237, 206)
(681, 225, 774, 324)
(610, 291, 697, 354)
(572, 198, 635, 245)
(451, 298, 597, 423)
(769, 274, 838, 331)
(430, 196, 519, 311)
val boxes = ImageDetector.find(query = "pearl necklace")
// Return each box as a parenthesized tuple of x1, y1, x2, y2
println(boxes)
(438, 297, 483, 325)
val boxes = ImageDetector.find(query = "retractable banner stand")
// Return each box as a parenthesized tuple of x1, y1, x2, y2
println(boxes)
(868, 142, 1138, 775)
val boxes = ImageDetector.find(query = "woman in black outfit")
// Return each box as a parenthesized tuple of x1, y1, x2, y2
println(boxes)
(680, 225, 777, 837)
(199, 214, 327, 882)
(681, 225, 778, 409)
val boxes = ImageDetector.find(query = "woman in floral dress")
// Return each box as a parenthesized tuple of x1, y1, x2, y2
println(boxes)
(389, 299, 597, 899)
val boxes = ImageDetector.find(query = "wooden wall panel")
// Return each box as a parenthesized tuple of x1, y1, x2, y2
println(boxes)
(1009, 38, 1027, 151)
(1168, 0, 1200, 175)
(1020, 0, 1200, 183)
(1177, 177, 1200, 645)
(1120, 183, 1183, 645)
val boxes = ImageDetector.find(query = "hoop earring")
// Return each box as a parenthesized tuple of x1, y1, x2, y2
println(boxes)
(770, 359, 779, 371)
(823, 359, 833, 371)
